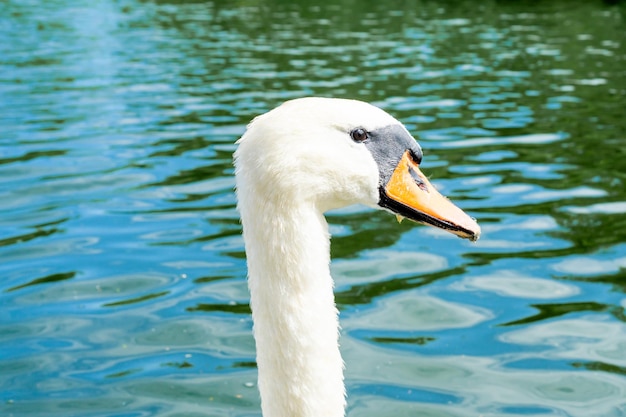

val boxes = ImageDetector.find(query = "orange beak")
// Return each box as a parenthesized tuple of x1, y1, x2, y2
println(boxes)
(381, 151, 480, 241)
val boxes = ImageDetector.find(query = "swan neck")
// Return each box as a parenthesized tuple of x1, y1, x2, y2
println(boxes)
(240, 199, 345, 417)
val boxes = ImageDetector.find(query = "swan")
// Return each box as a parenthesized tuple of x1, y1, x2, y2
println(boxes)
(234, 97, 480, 417)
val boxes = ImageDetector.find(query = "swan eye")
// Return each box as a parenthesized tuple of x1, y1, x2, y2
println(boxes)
(350, 128, 368, 142)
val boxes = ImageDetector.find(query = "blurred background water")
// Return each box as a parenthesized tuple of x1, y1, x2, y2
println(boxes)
(1, 0, 625, 416)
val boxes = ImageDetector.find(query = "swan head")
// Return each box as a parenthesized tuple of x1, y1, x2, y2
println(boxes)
(235, 97, 480, 241)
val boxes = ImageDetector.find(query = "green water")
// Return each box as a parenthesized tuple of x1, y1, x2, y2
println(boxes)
(1, 1, 625, 416)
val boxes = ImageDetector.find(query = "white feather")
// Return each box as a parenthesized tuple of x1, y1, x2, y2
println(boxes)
(234, 97, 406, 417)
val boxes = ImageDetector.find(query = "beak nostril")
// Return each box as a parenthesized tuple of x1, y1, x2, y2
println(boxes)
(408, 166, 428, 192)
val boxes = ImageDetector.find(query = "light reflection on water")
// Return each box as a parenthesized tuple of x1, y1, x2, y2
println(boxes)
(1, 1, 625, 416)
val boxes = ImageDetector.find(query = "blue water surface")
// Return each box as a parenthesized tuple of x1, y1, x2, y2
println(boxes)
(1, 1, 625, 416)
